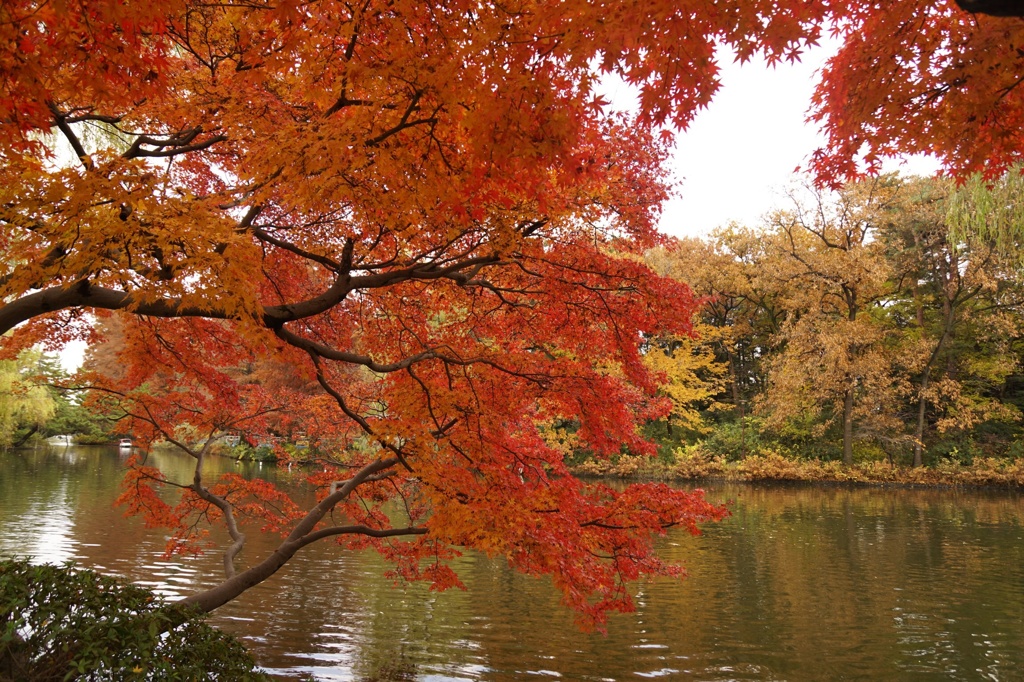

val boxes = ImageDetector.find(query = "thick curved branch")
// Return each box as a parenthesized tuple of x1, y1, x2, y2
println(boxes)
(295, 524, 426, 549)
(252, 227, 344, 270)
(279, 325, 544, 388)
(348, 253, 502, 289)
(180, 456, 401, 613)
(954, 0, 1024, 17)
(0, 271, 352, 334)
(47, 102, 92, 171)
(276, 325, 438, 372)
(123, 126, 227, 160)
(64, 111, 123, 125)
(183, 439, 247, 579)
(0, 250, 500, 336)
(262, 272, 354, 324)
(0, 282, 211, 334)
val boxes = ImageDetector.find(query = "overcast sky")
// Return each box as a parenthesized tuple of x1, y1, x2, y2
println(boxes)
(619, 42, 941, 239)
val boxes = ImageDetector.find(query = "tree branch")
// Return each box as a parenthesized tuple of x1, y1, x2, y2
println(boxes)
(180, 456, 401, 613)
(295, 524, 426, 549)
(123, 126, 227, 159)
(47, 101, 92, 171)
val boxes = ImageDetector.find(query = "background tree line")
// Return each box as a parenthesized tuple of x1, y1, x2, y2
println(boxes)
(13, 172, 1024, 472)
(0, 350, 111, 448)
(642, 174, 1024, 468)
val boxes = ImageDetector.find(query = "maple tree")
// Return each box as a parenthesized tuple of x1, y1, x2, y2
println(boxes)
(811, 0, 1024, 183)
(2, 0, 849, 628)
(3, 0, 1019, 637)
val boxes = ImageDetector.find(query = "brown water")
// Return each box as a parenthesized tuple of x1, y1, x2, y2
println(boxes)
(2, 445, 1023, 681)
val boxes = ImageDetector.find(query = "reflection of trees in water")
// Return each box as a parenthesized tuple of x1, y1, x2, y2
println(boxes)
(663, 482, 1024, 679)
(0, 448, 106, 564)
(1, 475, 78, 564)
(359, 649, 418, 682)
(707, 482, 1024, 526)
(2, 454, 1022, 680)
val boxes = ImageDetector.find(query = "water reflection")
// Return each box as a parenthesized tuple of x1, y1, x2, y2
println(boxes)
(1, 447, 1023, 681)
(6, 476, 79, 563)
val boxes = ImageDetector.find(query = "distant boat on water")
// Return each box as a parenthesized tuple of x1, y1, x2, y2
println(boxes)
(118, 438, 133, 449)
(46, 434, 75, 445)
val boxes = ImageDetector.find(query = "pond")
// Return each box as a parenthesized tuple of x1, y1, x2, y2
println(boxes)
(1, 445, 1022, 681)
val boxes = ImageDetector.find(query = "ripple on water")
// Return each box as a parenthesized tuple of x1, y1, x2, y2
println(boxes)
(1, 487, 80, 563)
(634, 668, 680, 678)
(259, 666, 355, 682)
(4, 452, 1024, 682)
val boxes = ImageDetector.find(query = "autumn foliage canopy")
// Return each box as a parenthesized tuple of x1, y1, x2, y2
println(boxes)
(0, 0, 1019, 625)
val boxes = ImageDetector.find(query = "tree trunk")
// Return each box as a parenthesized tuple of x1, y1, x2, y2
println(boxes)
(843, 385, 855, 466)
(912, 355, 939, 468)
(913, 384, 927, 468)
(12, 425, 38, 448)
(843, 299, 858, 467)
(728, 350, 741, 408)
(180, 540, 303, 613)
(913, 300, 956, 468)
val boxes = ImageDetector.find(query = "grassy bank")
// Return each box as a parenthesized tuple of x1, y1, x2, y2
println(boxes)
(570, 450, 1024, 488)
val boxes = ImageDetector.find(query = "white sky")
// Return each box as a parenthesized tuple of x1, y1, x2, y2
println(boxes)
(605, 42, 941, 239)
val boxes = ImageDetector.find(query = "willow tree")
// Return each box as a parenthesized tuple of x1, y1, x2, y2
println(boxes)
(0, 352, 55, 448)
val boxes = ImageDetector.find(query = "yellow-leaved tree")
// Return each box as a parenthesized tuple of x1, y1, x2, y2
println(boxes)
(756, 179, 909, 464)
(643, 324, 728, 435)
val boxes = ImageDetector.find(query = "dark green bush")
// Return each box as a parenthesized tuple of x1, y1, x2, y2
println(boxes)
(0, 559, 268, 681)
(925, 436, 983, 467)
(640, 419, 693, 463)
(698, 418, 775, 462)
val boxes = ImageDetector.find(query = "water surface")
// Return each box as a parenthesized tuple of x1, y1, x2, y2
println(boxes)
(1, 445, 1022, 681)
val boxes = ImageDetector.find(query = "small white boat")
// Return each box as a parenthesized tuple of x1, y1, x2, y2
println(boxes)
(118, 438, 133, 449)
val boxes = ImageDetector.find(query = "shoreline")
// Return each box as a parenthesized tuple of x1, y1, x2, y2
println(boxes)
(96, 440, 1024, 491)
(570, 452, 1024, 491)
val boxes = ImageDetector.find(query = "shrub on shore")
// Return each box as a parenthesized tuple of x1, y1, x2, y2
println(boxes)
(0, 559, 268, 681)
(570, 448, 1024, 488)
